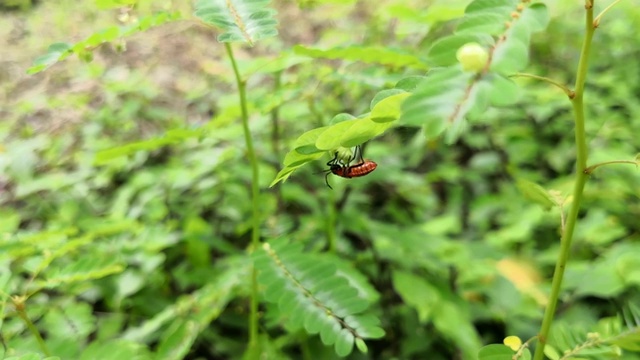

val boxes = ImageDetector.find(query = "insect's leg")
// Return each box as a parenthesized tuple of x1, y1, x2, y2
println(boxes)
(349, 145, 363, 165)
(345, 147, 356, 167)
(325, 172, 333, 189)
(326, 152, 338, 167)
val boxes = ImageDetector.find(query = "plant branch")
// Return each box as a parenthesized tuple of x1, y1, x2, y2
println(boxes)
(326, 190, 338, 253)
(271, 71, 282, 158)
(13, 296, 51, 356)
(584, 160, 639, 174)
(593, 0, 622, 27)
(533, 4, 595, 360)
(510, 73, 575, 98)
(514, 335, 539, 359)
(225, 42, 261, 354)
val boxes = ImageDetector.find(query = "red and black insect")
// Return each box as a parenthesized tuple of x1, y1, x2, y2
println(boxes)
(324, 145, 377, 189)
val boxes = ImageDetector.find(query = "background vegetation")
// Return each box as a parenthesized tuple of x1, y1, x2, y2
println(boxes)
(1, 0, 639, 359)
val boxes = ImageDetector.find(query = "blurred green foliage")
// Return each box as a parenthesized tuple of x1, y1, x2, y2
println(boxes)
(1, 0, 639, 359)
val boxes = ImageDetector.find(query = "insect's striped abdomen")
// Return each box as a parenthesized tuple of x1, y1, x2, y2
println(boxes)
(344, 160, 377, 178)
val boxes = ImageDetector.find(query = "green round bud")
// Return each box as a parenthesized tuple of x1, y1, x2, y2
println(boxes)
(336, 147, 354, 163)
(456, 42, 489, 72)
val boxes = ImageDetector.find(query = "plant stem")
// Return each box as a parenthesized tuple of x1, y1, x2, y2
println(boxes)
(225, 43, 261, 355)
(533, 4, 595, 360)
(584, 160, 638, 174)
(14, 298, 51, 356)
(510, 73, 574, 98)
(326, 190, 337, 253)
(271, 71, 282, 158)
(593, 0, 622, 27)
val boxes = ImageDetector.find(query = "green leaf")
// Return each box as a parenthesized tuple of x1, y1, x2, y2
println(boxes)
(465, 0, 519, 15)
(477, 344, 515, 360)
(44, 302, 95, 339)
(392, 270, 439, 322)
(339, 117, 393, 147)
(395, 76, 428, 91)
(15, 170, 92, 197)
(487, 73, 520, 106)
(293, 45, 428, 70)
(456, 13, 507, 35)
(282, 150, 323, 168)
(315, 120, 359, 150)
(370, 89, 406, 110)
(95, 0, 138, 9)
(28, 12, 181, 74)
(123, 257, 246, 342)
(27, 43, 72, 74)
(155, 320, 200, 360)
(0, 208, 21, 233)
(371, 92, 411, 123)
(616, 252, 640, 286)
(79, 339, 151, 360)
(608, 331, 640, 351)
(542, 343, 560, 360)
(573, 264, 626, 297)
(400, 67, 476, 141)
(319, 320, 341, 345)
(344, 314, 385, 339)
(355, 338, 368, 353)
(520, 3, 550, 33)
(293, 126, 330, 154)
(432, 301, 483, 358)
(334, 329, 355, 357)
(254, 239, 380, 356)
(515, 178, 556, 210)
(330, 113, 357, 125)
(194, 0, 278, 45)
(94, 128, 203, 165)
(38, 255, 125, 289)
(333, 259, 380, 303)
(491, 37, 529, 74)
(489, 3, 548, 74)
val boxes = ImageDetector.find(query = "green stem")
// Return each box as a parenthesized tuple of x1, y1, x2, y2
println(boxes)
(14, 299, 51, 356)
(584, 160, 638, 174)
(533, 4, 595, 360)
(326, 190, 337, 253)
(271, 71, 282, 157)
(225, 43, 261, 355)
(593, 0, 622, 27)
(510, 73, 575, 98)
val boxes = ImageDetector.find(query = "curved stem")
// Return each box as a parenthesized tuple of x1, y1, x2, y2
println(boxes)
(14, 297, 51, 356)
(593, 0, 622, 27)
(326, 191, 337, 253)
(271, 71, 282, 158)
(584, 160, 638, 174)
(533, 4, 595, 360)
(225, 43, 261, 353)
(510, 73, 575, 98)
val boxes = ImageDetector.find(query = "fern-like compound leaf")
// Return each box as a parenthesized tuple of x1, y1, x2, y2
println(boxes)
(194, 0, 278, 45)
(253, 238, 384, 357)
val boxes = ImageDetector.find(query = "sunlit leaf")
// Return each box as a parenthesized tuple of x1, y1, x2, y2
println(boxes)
(392, 270, 439, 322)
(28, 12, 181, 74)
(515, 178, 556, 210)
(194, 0, 278, 45)
(294, 45, 428, 70)
(315, 120, 359, 150)
(371, 92, 410, 123)
(477, 344, 515, 360)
